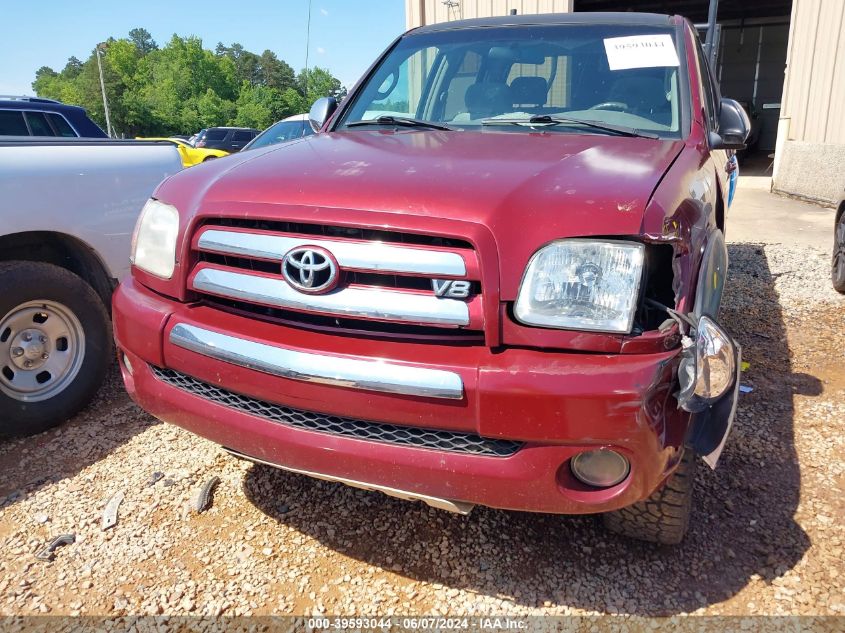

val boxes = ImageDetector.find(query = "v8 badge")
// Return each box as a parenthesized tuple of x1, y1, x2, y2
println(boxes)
(432, 279, 471, 299)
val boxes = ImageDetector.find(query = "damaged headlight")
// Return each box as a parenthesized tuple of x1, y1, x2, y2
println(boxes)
(514, 239, 644, 333)
(678, 315, 737, 411)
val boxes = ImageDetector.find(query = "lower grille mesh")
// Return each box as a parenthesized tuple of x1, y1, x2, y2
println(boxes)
(151, 367, 522, 457)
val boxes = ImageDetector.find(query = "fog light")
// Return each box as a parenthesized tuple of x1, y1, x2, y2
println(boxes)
(570, 449, 630, 488)
(122, 353, 134, 376)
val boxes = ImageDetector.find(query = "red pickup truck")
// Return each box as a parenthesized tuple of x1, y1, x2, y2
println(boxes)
(114, 12, 749, 544)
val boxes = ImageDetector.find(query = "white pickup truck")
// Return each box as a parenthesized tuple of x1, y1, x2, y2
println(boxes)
(0, 139, 182, 436)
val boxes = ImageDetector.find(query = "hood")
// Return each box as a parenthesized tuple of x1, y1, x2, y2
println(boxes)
(159, 129, 683, 291)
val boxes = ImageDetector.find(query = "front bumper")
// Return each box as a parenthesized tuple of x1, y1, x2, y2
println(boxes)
(114, 277, 693, 514)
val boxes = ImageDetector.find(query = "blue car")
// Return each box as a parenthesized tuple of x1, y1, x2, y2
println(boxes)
(0, 96, 107, 138)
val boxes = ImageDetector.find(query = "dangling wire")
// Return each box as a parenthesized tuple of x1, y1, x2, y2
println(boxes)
(645, 298, 697, 334)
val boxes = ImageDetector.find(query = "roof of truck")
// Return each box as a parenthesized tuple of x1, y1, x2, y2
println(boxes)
(413, 12, 676, 34)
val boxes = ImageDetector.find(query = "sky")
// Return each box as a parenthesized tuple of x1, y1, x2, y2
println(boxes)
(0, 0, 406, 96)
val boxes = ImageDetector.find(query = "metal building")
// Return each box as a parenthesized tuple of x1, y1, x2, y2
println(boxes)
(405, 0, 845, 206)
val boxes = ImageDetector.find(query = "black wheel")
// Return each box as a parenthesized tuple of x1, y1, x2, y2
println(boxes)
(833, 210, 845, 293)
(603, 450, 695, 545)
(0, 261, 112, 438)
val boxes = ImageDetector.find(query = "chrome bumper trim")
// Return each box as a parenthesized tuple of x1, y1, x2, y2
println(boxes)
(191, 266, 470, 327)
(169, 323, 465, 400)
(224, 448, 475, 514)
(198, 229, 467, 276)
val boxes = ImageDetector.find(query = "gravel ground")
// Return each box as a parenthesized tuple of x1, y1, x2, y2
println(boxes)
(0, 240, 843, 618)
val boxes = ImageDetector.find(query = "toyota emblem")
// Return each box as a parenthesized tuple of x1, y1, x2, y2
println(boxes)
(282, 246, 339, 294)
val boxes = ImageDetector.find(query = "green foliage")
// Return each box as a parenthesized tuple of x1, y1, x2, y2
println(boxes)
(128, 28, 158, 55)
(297, 67, 346, 103)
(32, 29, 345, 138)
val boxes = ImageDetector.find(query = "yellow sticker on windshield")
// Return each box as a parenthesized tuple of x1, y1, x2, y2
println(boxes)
(603, 34, 680, 71)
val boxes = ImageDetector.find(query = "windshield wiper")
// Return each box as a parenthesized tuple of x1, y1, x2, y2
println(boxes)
(346, 116, 455, 131)
(481, 114, 659, 139)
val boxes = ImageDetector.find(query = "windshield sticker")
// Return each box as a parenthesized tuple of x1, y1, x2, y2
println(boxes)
(603, 34, 680, 71)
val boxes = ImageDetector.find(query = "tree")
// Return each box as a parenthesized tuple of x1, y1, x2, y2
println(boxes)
(279, 87, 307, 117)
(30, 32, 343, 135)
(297, 67, 345, 105)
(34, 66, 57, 81)
(63, 57, 83, 78)
(216, 42, 260, 86)
(258, 50, 295, 91)
(128, 28, 158, 55)
(233, 82, 285, 129)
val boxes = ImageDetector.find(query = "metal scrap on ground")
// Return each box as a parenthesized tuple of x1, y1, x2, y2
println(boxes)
(101, 491, 124, 530)
(34, 533, 75, 561)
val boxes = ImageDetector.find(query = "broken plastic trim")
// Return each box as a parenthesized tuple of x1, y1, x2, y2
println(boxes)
(646, 300, 741, 469)
(686, 341, 742, 469)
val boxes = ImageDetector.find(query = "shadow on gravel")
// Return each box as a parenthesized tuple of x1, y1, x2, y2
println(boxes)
(244, 243, 812, 615)
(0, 364, 155, 507)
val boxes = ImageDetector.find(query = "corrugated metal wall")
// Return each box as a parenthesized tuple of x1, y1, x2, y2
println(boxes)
(780, 0, 845, 144)
(405, 0, 574, 30)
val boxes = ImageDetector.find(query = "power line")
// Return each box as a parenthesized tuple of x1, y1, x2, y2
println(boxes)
(304, 0, 312, 99)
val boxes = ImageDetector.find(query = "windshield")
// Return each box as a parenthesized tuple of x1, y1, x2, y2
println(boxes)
(338, 24, 685, 138)
(247, 120, 313, 150)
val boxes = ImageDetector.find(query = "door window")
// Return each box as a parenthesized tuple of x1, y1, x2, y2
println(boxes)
(25, 111, 54, 136)
(0, 110, 29, 135)
(694, 35, 720, 131)
(46, 113, 77, 136)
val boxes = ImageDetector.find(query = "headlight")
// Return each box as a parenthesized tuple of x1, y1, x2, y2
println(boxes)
(514, 239, 644, 333)
(677, 315, 737, 411)
(692, 316, 736, 400)
(130, 199, 179, 279)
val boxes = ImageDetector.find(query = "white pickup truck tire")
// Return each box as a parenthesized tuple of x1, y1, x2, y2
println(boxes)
(0, 261, 112, 437)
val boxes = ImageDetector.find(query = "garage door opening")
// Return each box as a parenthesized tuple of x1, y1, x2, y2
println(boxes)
(574, 1, 793, 170)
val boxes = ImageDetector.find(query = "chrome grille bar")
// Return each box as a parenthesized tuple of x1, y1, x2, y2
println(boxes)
(191, 266, 470, 326)
(169, 323, 465, 399)
(197, 229, 467, 276)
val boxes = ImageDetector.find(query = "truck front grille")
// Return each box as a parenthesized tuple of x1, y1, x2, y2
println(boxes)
(189, 218, 484, 341)
(152, 366, 521, 457)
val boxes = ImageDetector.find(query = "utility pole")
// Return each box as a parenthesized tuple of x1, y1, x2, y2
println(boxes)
(95, 45, 113, 138)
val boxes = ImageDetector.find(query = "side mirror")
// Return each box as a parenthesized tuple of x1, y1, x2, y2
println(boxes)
(309, 97, 338, 132)
(708, 98, 751, 150)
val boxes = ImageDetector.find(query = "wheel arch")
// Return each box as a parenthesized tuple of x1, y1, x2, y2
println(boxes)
(693, 228, 728, 319)
(715, 191, 725, 233)
(0, 231, 115, 311)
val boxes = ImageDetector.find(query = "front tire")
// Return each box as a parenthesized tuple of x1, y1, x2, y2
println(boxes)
(833, 211, 845, 293)
(0, 262, 112, 438)
(603, 450, 695, 545)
